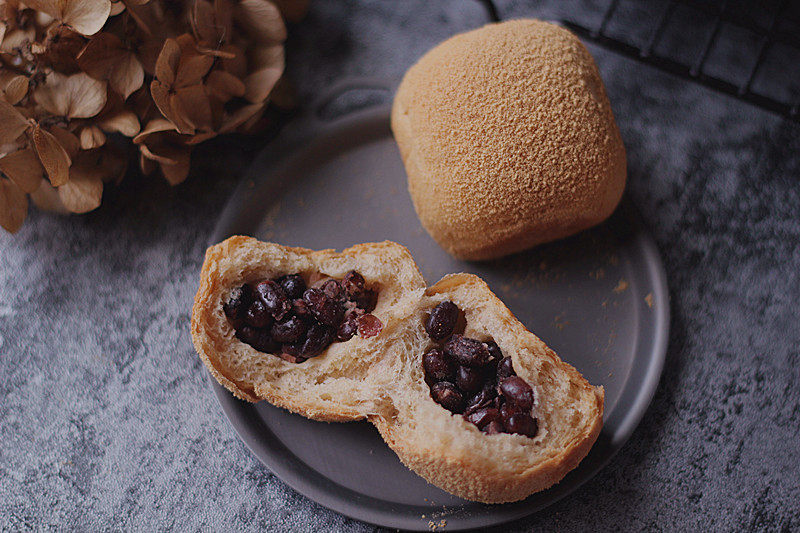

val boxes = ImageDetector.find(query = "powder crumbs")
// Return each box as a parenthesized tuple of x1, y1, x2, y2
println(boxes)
(645, 293, 654, 308)
(428, 519, 447, 531)
(613, 279, 629, 294)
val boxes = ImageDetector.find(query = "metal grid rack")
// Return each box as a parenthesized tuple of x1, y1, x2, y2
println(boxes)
(481, 0, 800, 122)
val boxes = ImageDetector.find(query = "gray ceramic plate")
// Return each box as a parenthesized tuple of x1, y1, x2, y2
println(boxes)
(209, 81, 669, 531)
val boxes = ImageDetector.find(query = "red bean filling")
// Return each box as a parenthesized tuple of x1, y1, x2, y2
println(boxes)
(224, 271, 382, 363)
(422, 301, 538, 438)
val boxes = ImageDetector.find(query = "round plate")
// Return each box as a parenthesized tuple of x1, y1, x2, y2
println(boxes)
(209, 100, 669, 531)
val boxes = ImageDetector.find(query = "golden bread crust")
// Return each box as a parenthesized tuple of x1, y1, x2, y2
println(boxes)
(391, 19, 626, 260)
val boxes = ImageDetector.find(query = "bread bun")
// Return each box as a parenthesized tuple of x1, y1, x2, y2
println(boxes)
(391, 19, 626, 260)
(192, 236, 604, 503)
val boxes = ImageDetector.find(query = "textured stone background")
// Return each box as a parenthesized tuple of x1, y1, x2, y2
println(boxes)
(2, 0, 799, 531)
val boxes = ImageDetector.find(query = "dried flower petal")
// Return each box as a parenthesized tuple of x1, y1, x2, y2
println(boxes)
(99, 109, 140, 136)
(206, 69, 245, 101)
(30, 178, 70, 213)
(3, 76, 29, 105)
(0, 148, 43, 193)
(174, 54, 214, 87)
(236, 0, 286, 44)
(244, 45, 284, 103)
(173, 84, 212, 131)
(35, 72, 107, 119)
(40, 25, 86, 73)
(25, 0, 112, 36)
(31, 125, 71, 186)
(0, 178, 27, 233)
(77, 32, 144, 99)
(155, 38, 181, 86)
(80, 125, 106, 148)
(48, 126, 80, 158)
(0, 99, 30, 144)
(58, 170, 103, 213)
(271, 0, 309, 23)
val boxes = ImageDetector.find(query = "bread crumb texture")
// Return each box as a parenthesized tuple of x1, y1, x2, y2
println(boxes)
(392, 19, 626, 260)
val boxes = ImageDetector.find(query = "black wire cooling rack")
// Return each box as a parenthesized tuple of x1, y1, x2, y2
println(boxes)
(480, 0, 800, 122)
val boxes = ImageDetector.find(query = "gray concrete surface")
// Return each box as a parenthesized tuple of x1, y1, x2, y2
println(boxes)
(1, 1, 799, 530)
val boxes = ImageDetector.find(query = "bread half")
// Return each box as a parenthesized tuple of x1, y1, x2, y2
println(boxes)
(191, 236, 603, 502)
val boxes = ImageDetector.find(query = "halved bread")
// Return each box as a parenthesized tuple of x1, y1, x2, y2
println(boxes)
(191, 236, 604, 503)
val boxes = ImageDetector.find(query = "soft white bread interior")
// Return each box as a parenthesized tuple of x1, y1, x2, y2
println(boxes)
(191, 236, 604, 502)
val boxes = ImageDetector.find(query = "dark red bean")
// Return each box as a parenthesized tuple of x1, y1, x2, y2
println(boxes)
(292, 298, 310, 317)
(503, 413, 538, 437)
(444, 335, 491, 367)
(456, 365, 484, 394)
(465, 407, 502, 429)
(354, 288, 378, 313)
(486, 340, 503, 361)
(465, 381, 497, 414)
(336, 313, 359, 342)
(255, 280, 291, 320)
(236, 326, 279, 353)
(341, 270, 365, 299)
(299, 322, 335, 356)
(303, 288, 345, 327)
(496, 356, 516, 381)
(271, 316, 307, 343)
(322, 279, 344, 300)
(483, 420, 504, 434)
(357, 314, 383, 338)
(425, 301, 459, 341)
(430, 381, 464, 413)
(499, 376, 534, 411)
(278, 274, 306, 300)
(423, 348, 453, 382)
(223, 284, 253, 322)
(245, 299, 274, 329)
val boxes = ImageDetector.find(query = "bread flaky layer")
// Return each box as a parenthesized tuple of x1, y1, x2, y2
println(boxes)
(392, 19, 626, 260)
(191, 236, 604, 502)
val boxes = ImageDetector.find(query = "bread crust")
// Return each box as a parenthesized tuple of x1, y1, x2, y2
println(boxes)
(192, 237, 604, 503)
(391, 19, 626, 260)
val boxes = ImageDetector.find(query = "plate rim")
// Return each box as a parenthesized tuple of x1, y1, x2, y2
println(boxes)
(207, 105, 670, 531)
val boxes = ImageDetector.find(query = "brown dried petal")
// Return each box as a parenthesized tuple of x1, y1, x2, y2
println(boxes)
(0, 148, 43, 193)
(173, 85, 212, 131)
(133, 118, 177, 144)
(191, 0, 219, 44)
(109, 0, 125, 16)
(0, 178, 27, 233)
(35, 72, 107, 119)
(206, 69, 245, 102)
(77, 32, 144, 99)
(31, 125, 71, 187)
(220, 102, 263, 133)
(221, 44, 247, 78)
(25, 0, 111, 36)
(155, 38, 181, 86)
(48, 126, 80, 159)
(59, 167, 103, 213)
(175, 54, 214, 88)
(244, 44, 284, 103)
(236, 0, 287, 44)
(244, 67, 282, 104)
(79, 125, 106, 149)
(99, 109, 140, 136)
(31, 178, 70, 214)
(272, 0, 309, 23)
(0, 100, 30, 144)
(3, 76, 29, 105)
(150, 80, 172, 125)
(140, 143, 190, 185)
